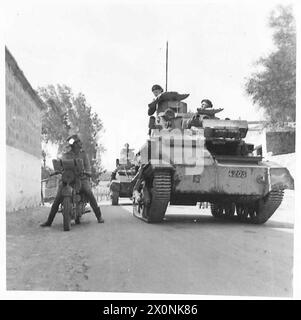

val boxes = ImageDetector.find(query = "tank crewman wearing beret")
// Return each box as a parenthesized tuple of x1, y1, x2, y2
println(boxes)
(40, 134, 104, 227)
(147, 84, 164, 134)
(200, 99, 213, 109)
(148, 84, 164, 116)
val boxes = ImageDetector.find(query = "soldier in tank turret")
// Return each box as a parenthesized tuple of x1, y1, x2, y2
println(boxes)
(148, 84, 164, 116)
(147, 84, 164, 134)
(200, 99, 213, 109)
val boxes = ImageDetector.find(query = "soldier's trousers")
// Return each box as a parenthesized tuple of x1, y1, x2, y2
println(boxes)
(45, 179, 101, 225)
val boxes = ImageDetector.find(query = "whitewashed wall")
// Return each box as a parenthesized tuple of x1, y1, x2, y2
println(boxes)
(6, 146, 41, 211)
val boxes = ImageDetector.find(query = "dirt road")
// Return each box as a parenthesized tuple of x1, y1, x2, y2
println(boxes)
(6, 191, 294, 297)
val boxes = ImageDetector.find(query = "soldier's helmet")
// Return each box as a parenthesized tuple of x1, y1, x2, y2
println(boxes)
(67, 134, 81, 146)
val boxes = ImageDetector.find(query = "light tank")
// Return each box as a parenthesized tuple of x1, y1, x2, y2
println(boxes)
(109, 143, 138, 205)
(131, 91, 294, 223)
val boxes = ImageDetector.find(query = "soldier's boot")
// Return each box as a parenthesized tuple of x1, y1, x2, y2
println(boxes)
(87, 190, 104, 223)
(40, 222, 51, 227)
(40, 198, 60, 227)
(95, 207, 104, 223)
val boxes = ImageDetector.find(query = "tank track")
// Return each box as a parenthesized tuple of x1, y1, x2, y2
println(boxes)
(210, 203, 224, 218)
(210, 189, 284, 224)
(251, 189, 284, 224)
(149, 170, 171, 222)
(133, 169, 171, 223)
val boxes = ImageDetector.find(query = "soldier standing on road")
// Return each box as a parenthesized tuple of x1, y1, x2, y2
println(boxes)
(40, 134, 104, 227)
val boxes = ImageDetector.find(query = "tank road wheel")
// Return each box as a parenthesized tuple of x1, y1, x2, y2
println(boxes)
(210, 203, 224, 218)
(133, 169, 171, 223)
(236, 204, 249, 221)
(224, 203, 236, 218)
(62, 197, 72, 231)
(250, 189, 284, 224)
(247, 207, 256, 220)
(111, 191, 119, 206)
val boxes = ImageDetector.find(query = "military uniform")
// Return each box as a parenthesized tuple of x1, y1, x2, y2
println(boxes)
(41, 148, 103, 226)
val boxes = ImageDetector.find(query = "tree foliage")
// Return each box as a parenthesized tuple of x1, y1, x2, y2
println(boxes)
(38, 84, 104, 185)
(245, 5, 296, 122)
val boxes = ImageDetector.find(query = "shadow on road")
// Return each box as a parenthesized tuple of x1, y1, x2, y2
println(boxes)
(131, 210, 294, 229)
(162, 213, 294, 229)
(103, 201, 295, 230)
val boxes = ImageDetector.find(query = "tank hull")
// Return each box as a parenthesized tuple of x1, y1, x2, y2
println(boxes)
(138, 132, 293, 203)
(134, 132, 293, 223)
(170, 161, 293, 204)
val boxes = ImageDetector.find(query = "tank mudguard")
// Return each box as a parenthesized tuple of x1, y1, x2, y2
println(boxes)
(269, 167, 294, 190)
(262, 160, 295, 190)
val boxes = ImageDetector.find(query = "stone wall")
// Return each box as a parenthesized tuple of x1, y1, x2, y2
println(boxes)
(266, 131, 295, 155)
(246, 127, 295, 157)
(6, 48, 45, 211)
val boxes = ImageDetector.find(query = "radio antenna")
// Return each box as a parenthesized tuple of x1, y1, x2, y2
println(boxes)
(165, 41, 168, 92)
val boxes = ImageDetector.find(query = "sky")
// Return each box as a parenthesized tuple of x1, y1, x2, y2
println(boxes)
(2, 0, 296, 170)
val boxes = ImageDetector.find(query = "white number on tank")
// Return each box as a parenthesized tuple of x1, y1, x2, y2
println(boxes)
(228, 170, 247, 178)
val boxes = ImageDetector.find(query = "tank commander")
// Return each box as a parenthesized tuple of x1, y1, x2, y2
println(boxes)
(148, 84, 164, 116)
(40, 134, 104, 227)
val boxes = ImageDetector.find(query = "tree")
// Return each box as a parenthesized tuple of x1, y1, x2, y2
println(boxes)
(245, 5, 296, 123)
(38, 84, 105, 185)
